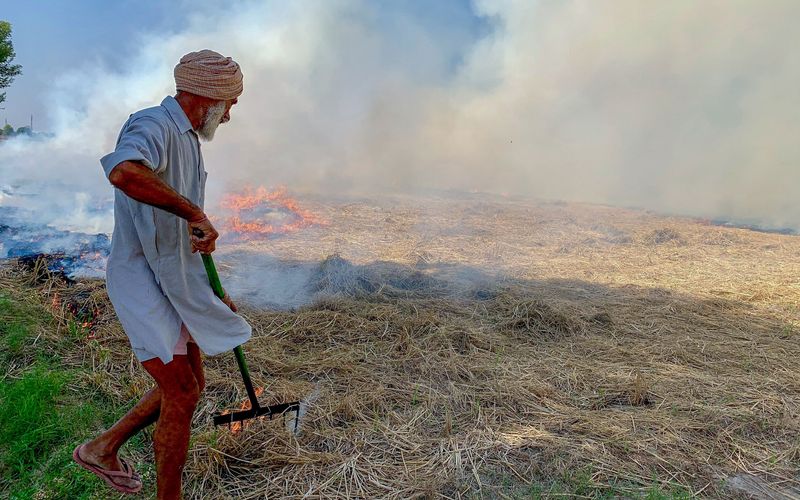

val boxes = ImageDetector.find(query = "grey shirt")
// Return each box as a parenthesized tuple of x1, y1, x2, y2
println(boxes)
(100, 96, 251, 364)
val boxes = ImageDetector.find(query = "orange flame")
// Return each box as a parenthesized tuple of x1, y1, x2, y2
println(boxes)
(225, 387, 265, 434)
(219, 186, 325, 240)
(63, 300, 99, 339)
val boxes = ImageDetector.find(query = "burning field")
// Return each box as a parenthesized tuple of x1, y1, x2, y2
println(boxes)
(2, 191, 800, 498)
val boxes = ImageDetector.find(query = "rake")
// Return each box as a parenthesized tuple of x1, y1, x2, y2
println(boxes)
(193, 234, 302, 431)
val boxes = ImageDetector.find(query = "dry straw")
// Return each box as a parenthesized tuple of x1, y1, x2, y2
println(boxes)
(3, 196, 799, 498)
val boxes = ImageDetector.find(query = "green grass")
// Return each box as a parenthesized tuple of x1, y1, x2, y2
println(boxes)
(0, 290, 140, 499)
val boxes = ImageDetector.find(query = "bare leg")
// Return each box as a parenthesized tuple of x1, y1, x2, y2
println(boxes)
(86, 341, 204, 454)
(143, 354, 201, 500)
(86, 387, 161, 451)
(77, 387, 160, 490)
(78, 343, 204, 495)
(187, 342, 205, 392)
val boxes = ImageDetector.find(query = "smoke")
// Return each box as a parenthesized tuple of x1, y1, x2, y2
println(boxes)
(214, 251, 500, 309)
(1, 0, 798, 233)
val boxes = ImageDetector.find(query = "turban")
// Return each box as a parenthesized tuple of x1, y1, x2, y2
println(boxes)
(174, 49, 243, 101)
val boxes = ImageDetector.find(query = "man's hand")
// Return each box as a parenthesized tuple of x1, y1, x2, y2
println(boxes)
(220, 287, 238, 312)
(189, 217, 219, 254)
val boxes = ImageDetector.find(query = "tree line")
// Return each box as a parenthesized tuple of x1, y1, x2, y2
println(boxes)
(0, 20, 22, 139)
(1, 20, 21, 105)
(0, 124, 31, 137)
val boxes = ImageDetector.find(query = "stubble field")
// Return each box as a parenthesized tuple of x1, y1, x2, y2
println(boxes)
(3, 193, 799, 498)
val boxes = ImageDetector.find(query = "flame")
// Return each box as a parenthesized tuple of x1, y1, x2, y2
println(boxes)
(64, 300, 100, 339)
(219, 186, 325, 240)
(226, 387, 265, 434)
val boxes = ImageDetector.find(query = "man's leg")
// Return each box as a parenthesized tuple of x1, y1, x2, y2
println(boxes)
(83, 388, 161, 452)
(143, 354, 201, 500)
(187, 341, 205, 392)
(77, 339, 204, 494)
(76, 387, 161, 490)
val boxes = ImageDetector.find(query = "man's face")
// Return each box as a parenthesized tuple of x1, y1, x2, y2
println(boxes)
(198, 97, 238, 142)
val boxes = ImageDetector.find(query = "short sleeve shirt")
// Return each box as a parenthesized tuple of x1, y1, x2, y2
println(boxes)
(100, 96, 251, 363)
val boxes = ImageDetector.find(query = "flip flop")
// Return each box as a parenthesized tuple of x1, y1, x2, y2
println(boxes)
(72, 443, 143, 494)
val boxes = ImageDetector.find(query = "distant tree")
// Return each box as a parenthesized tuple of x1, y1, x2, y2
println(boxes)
(15, 126, 30, 135)
(3, 123, 14, 136)
(0, 21, 22, 105)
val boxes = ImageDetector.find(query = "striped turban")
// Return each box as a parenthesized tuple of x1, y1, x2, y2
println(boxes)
(174, 49, 243, 101)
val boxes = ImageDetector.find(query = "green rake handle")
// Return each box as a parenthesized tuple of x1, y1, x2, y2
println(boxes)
(198, 250, 261, 412)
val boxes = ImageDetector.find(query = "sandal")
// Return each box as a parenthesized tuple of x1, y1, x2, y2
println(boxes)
(72, 443, 143, 494)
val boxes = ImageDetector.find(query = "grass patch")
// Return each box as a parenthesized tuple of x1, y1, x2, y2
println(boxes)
(0, 290, 134, 499)
(0, 365, 70, 477)
(0, 294, 37, 363)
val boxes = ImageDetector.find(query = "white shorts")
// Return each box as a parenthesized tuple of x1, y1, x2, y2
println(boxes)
(172, 323, 196, 357)
(132, 323, 196, 363)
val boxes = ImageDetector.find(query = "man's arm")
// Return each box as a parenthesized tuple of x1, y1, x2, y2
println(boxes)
(108, 160, 218, 253)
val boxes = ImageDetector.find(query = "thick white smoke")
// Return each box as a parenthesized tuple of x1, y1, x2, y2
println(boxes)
(0, 0, 798, 231)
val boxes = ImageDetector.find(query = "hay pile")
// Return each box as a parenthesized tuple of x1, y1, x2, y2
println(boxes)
(3, 195, 800, 498)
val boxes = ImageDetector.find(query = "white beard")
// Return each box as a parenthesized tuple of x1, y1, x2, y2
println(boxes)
(197, 102, 227, 141)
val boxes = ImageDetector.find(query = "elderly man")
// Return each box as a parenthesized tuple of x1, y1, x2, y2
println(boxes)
(72, 50, 251, 499)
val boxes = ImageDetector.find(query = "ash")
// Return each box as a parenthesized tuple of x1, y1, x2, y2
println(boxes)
(0, 207, 109, 278)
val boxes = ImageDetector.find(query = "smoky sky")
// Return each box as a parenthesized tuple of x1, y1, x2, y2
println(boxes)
(0, 0, 798, 231)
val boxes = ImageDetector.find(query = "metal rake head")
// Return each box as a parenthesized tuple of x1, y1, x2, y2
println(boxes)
(213, 401, 302, 432)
